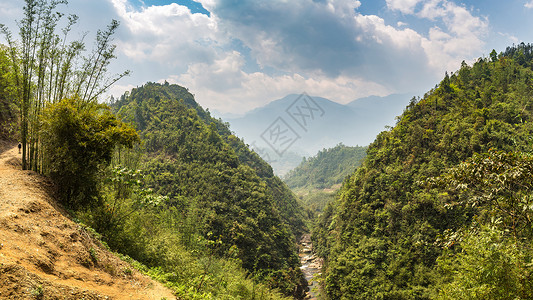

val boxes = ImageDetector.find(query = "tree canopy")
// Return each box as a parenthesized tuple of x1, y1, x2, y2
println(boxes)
(284, 144, 367, 190)
(111, 82, 308, 298)
(315, 44, 533, 299)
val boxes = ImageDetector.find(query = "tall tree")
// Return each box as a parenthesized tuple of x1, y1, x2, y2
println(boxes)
(0, 0, 129, 171)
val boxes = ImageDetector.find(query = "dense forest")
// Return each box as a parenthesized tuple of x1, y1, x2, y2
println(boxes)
(284, 144, 367, 190)
(283, 144, 367, 220)
(109, 82, 307, 298)
(5, 1, 533, 300)
(0, 1, 307, 299)
(314, 43, 533, 299)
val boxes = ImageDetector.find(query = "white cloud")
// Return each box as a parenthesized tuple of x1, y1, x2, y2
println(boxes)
(423, 2, 487, 71)
(110, 0, 221, 66)
(417, 0, 446, 19)
(177, 50, 245, 92)
(385, 0, 488, 73)
(325, 0, 362, 17)
(526, 1, 533, 8)
(397, 21, 408, 27)
(103, 0, 491, 113)
(0, 0, 505, 119)
(173, 52, 390, 113)
(354, 14, 422, 50)
(386, 0, 423, 14)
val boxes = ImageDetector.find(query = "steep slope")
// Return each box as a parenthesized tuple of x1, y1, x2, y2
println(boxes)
(112, 82, 307, 297)
(0, 141, 174, 299)
(315, 44, 533, 299)
(283, 144, 367, 218)
(284, 144, 367, 191)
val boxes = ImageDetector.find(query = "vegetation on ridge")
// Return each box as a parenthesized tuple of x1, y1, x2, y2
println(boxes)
(314, 43, 533, 299)
(284, 144, 367, 191)
(283, 144, 367, 224)
(0, 1, 306, 299)
(107, 82, 307, 298)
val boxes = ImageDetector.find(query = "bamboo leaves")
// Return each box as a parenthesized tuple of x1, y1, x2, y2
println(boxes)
(0, 0, 129, 171)
(76, 19, 130, 103)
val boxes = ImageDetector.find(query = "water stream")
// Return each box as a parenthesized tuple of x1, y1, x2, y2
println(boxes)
(299, 234, 322, 299)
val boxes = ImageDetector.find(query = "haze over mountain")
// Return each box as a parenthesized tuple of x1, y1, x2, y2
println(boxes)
(224, 93, 413, 174)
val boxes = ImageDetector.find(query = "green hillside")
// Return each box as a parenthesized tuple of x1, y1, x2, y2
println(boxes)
(283, 144, 366, 221)
(284, 144, 367, 190)
(315, 44, 533, 299)
(0, 1, 299, 298)
(111, 82, 307, 298)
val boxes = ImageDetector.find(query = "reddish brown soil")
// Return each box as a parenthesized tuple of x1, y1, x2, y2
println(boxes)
(0, 142, 175, 299)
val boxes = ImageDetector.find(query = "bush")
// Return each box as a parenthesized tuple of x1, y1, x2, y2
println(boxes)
(437, 224, 533, 299)
(40, 97, 138, 207)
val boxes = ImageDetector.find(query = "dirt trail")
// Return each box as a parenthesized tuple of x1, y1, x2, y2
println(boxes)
(0, 142, 175, 299)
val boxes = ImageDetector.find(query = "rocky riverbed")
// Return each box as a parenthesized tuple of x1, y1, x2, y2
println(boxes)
(299, 234, 322, 299)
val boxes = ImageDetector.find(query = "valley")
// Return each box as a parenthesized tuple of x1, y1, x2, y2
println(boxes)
(1, 1, 533, 299)
(222, 94, 409, 175)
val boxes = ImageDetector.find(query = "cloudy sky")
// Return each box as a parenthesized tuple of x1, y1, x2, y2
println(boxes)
(1, 0, 533, 114)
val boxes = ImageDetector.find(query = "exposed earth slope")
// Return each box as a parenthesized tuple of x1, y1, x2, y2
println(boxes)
(0, 141, 174, 299)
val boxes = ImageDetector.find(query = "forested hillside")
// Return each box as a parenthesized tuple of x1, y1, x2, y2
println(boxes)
(111, 82, 307, 298)
(283, 144, 366, 221)
(284, 144, 367, 190)
(315, 44, 533, 299)
(0, 1, 307, 298)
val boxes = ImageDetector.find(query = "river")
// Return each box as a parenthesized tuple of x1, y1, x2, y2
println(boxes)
(299, 234, 322, 299)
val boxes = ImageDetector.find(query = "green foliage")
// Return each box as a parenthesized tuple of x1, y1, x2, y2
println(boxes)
(32, 284, 44, 299)
(0, 0, 128, 171)
(296, 190, 336, 229)
(284, 144, 367, 190)
(315, 46, 533, 299)
(284, 144, 366, 228)
(40, 96, 138, 207)
(428, 150, 533, 299)
(0, 46, 18, 140)
(110, 82, 307, 298)
(436, 224, 533, 300)
(119, 253, 292, 300)
(431, 150, 533, 241)
(89, 247, 99, 263)
(0, 2, 296, 298)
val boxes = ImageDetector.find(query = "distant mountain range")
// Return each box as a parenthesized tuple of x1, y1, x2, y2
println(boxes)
(221, 93, 414, 175)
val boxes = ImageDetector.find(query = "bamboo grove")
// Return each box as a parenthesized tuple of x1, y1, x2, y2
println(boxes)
(0, 0, 129, 172)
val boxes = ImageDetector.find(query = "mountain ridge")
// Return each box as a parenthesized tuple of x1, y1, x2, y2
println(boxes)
(112, 82, 308, 298)
(314, 44, 533, 299)
(224, 93, 412, 175)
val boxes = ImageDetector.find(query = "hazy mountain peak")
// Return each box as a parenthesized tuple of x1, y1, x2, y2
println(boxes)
(224, 93, 412, 175)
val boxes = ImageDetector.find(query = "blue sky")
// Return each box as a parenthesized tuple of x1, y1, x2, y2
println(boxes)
(1, 0, 532, 114)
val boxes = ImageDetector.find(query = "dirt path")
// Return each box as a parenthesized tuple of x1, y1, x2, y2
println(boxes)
(0, 142, 175, 299)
